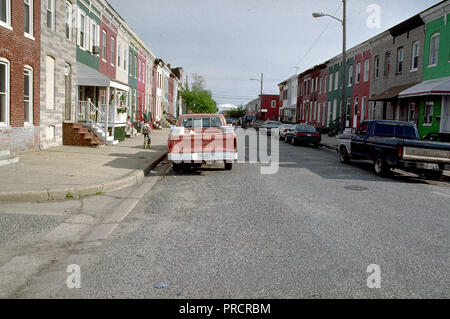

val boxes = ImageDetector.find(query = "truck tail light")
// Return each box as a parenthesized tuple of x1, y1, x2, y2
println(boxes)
(168, 139, 174, 153)
(398, 145, 403, 159)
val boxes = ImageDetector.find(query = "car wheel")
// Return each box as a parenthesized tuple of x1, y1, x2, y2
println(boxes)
(172, 163, 182, 172)
(224, 162, 233, 170)
(339, 147, 350, 164)
(285, 136, 289, 143)
(373, 156, 390, 176)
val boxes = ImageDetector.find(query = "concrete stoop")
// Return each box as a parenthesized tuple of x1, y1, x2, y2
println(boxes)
(63, 123, 105, 147)
(0, 148, 19, 167)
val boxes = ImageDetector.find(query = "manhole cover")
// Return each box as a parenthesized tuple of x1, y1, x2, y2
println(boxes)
(344, 185, 369, 191)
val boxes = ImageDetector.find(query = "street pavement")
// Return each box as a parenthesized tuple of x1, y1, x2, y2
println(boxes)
(14, 135, 448, 299)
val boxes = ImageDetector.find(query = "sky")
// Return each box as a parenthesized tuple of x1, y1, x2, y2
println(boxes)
(108, 0, 443, 106)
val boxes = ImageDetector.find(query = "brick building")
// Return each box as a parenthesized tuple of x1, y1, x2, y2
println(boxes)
(40, 0, 77, 149)
(0, 0, 41, 155)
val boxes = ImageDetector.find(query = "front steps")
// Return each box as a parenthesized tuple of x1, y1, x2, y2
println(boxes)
(0, 148, 19, 167)
(63, 123, 106, 147)
(91, 124, 119, 146)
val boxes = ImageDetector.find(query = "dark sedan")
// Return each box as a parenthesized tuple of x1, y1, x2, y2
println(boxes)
(285, 125, 321, 146)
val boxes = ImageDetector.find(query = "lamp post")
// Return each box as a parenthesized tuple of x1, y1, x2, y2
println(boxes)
(250, 73, 263, 120)
(313, 0, 347, 134)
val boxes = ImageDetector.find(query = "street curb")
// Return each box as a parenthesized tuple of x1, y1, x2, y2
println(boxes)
(0, 152, 168, 203)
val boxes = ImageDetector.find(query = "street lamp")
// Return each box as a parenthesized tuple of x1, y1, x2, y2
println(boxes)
(250, 73, 264, 119)
(313, 0, 347, 134)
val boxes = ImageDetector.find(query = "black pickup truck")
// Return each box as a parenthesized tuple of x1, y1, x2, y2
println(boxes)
(337, 120, 450, 179)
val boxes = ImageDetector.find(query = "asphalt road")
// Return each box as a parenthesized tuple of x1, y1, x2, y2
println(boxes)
(53, 137, 449, 298)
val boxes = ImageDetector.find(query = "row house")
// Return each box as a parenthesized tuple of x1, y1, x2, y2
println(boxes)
(278, 74, 297, 123)
(171, 67, 183, 118)
(244, 95, 280, 122)
(399, 1, 450, 137)
(276, 0, 448, 137)
(0, 0, 41, 155)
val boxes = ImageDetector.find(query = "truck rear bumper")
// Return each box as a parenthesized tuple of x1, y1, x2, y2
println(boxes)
(399, 161, 450, 171)
(168, 152, 238, 162)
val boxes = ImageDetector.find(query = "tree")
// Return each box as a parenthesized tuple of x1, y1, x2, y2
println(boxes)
(227, 106, 247, 119)
(181, 73, 217, 114)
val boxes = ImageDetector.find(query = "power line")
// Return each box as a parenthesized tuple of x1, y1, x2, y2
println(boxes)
(278, 2, 342, 80)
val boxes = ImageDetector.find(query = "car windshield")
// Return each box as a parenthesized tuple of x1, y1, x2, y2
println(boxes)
(374, 124, 417, 139)
(296, 125, 316, 133)
(181, 117, 223, 129)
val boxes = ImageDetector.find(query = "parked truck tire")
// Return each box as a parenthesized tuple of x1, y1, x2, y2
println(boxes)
(339, 146, 350, 164)
(224, 162, 233, 170)
(172, 163, 182, 172)
(373, 156, 390, 176)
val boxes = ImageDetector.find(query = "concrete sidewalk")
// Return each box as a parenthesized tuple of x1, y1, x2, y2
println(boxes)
(0, 129, 169, 202)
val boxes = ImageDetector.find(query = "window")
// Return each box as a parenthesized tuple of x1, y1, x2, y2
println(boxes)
(429, 33, 439, 66)
(0, 58, 10, 125)
(424, 101, 433, 125)
(411, 42, 420, 71)
(334, 71, 339, 90)
(101, 31, 107, 61)
(396, 47, 404, 74)
(129, 52, 132, 75)
(0, 0, 11, 28)
(354, 97, 358, 117)
(271, 100, 276, 108)
(124, 48, 127, 72)
(361, 97, 367, 122)
(110, 37, 115, 66)
(364, 60, 370, 82)
(118, 44, 121, 68)
(47, 0, 55, 31)
(65, 2, 72, 40)
(79, 12, 86, 49)
(135, 56, 138, 79)
(91, 21, 97, 48)
(355, 63, 361, 83)
(24, 66, 33, 125)
(24, 0, 33, 37)
(384, 52, 391, 76)
(45, 56, 55, 110)
(348, 65, 353, 86)
(329, 74, 333, 92)
(374, 56, 380, 79)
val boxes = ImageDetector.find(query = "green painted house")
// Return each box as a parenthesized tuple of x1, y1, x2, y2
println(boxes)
(399, 1, 450, 138)
(128, 43, 139, 122)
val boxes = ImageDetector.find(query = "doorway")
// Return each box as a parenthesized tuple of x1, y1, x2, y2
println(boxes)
(442, 96, 450, 133)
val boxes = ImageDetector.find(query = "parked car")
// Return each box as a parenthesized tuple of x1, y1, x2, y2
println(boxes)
(285, 125, 321, 146)
(168, 114, 238, 171)
(337, 120, 450, 179)
(260, 121, 282, 136)
(275, 124, 294, 140)
(252, 120, 265, 131)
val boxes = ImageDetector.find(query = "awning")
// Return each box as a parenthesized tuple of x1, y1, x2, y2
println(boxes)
(369, 82, 420, 101)
(76, 63, 129, 92)
(399, 76, 450, 98)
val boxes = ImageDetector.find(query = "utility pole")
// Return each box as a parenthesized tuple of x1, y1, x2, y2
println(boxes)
(260, 73, 263, 120)
(339, 0, 347, 135)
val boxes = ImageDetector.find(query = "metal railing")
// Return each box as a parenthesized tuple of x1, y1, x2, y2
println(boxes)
(75, 99, 108, 139)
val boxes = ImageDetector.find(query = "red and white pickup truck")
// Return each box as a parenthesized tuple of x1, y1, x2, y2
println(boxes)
(168, 114, 238, 171)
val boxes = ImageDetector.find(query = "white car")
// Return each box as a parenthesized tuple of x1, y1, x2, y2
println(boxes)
(274, 124, 294, 140)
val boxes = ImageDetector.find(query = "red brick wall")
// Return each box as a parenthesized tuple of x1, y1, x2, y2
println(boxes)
(99, 18, 117, 80)
(0, 0, 41, 128)
(261, 95, 280, 122)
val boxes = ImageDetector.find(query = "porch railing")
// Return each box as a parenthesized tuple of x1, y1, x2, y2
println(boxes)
(75, 99, 109, 139)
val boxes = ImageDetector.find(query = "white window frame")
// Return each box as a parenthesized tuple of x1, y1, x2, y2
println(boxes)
(24, 65, 33, 125)
(348, 65, 353, 87)
(0, 0, 12, 30)
(334, 71, 339, 91)
(65, 1, 72, 41)
(411, 41, 420, 71)
(361, 96, 367, 122)
(24, 0, 34, 39)
(429, 33, 439, 67)
(110, 37, 115, 66)
(328, 74, 332, 92)
(101, 30, 107, 62)
(364, 59, 370, 82)
(0, 58, 10, 126)
(397, 47, 404, 74)
(356, 62, 361, 83)
(46, 0, 55, 31)
(135, 56, 138, 79)
(45, 56, 55, 110)
(79, 11, 86, 50)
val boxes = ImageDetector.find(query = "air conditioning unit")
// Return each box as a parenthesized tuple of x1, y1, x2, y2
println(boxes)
(92, 46, 101, 55)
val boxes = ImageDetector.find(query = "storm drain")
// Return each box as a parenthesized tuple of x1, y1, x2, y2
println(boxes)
(344, 185, 369, 192)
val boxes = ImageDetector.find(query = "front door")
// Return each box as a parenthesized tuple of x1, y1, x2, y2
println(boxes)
(442, 96, 450, 133)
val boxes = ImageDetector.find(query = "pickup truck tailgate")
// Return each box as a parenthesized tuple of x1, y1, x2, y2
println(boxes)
(403, 141, 450, 164)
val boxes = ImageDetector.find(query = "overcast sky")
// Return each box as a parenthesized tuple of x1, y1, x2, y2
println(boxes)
(108, 0, 442, 106)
